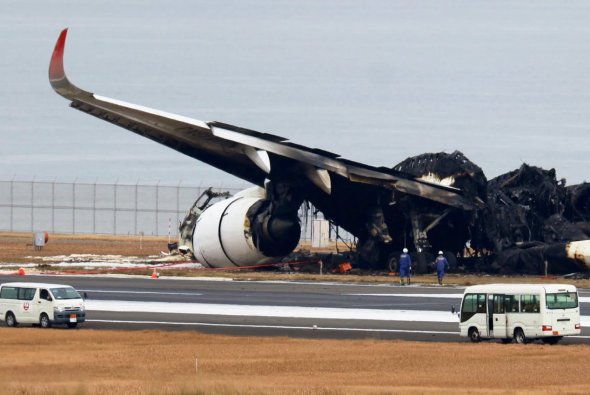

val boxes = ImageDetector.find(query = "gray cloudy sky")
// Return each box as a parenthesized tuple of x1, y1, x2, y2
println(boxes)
(1, 0, 589, 186)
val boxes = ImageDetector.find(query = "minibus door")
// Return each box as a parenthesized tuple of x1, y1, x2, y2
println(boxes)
(489, 294, 507, 338)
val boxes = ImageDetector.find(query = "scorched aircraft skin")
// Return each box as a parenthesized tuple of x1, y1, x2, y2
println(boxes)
(48, 29, 590, 274)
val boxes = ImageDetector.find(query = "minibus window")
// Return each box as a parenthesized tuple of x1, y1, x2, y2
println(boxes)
(520, 294, 540, 313)
(0, 287, 18, 299)
(493, 295, 505, 314)
(460, 293, 486, 322)
(546, 292, 578, 309)
(50, 287, 81, 300)
(504, 295, 518, 313)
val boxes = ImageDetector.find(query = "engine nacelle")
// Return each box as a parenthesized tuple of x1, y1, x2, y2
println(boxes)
(192, 187, 300, 268)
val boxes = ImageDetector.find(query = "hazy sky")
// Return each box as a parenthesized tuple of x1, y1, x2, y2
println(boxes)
(1, 0, 589, 187)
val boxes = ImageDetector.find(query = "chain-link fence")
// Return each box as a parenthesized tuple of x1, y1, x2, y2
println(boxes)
(0, 179, 241, 237)
(0, 179, 351, 243)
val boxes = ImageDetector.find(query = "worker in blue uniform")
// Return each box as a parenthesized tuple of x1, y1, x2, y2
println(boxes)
(435, 251, 449, 286)
(399, 248, 412, 285)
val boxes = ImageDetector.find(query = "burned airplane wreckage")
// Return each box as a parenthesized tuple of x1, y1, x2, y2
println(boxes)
(387, 152, 590, 274)
(50, 29, 590, 275)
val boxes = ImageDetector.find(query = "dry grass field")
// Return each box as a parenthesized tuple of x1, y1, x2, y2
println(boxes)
(2, 232, 590, 394)
(1, 328, 589, 395)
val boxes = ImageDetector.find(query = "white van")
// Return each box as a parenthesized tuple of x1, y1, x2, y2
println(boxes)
(0, 282, 86, 328)
(458, 283, 581, 344)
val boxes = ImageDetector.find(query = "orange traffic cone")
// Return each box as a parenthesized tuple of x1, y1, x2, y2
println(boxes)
(151, 268, 159, 279)
(17, 268, 26, 276)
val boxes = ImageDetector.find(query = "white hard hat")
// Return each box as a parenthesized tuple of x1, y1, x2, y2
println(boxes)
(438, 250, 443, 255)
(403, 248, 408, 253)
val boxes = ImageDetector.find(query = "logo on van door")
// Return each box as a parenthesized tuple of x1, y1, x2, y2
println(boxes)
(23, 302, 30, 311)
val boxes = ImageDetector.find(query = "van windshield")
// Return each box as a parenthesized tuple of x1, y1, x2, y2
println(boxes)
(546, 292, 578, 309)
(50, 287, 81, 300)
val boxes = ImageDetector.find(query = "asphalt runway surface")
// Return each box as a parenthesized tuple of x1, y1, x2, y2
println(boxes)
(1, 274, 590, 344)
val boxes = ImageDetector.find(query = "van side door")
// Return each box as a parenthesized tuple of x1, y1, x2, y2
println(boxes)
(37, 289, 54, 323)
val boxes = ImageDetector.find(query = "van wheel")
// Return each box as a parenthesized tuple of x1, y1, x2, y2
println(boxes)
(40, 313, 51, 329)
(5, 312, 17, 327)
(514, 328, 527, 344)
(468, 327, 481, 343)
(542, 336, 562, 345)
(67, 323, 78, 329)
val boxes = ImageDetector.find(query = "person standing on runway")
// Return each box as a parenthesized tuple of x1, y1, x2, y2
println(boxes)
(435, 251, 449, 286)
(399, 248, 412, 286)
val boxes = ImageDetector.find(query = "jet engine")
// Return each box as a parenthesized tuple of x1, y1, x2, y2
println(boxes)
(189, 186, 301, 268)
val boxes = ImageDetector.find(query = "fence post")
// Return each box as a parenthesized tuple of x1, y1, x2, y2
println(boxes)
(155, 181, 160, 236)
(135, 180, 139, 235)
(31, 178, 34, 232)
(93, 181, 96, 234)
(51, 180, 55, 233)
(176, 180, 182, 238)
(9, 177, 14, 232)
(72, 179, 76, 234)
(114, 180, 118, 235)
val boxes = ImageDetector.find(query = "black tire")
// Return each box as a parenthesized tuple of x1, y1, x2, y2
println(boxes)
(67, 323, 78, 329)
(387, 253, 399, 273)
(514, 328, 527, 344)
(541, 336, 562, 345)
(5, 312, 17, 327)
(411, 252, 429, 274)
(468, 327, 481, 343)
(40, 313, 51, 329)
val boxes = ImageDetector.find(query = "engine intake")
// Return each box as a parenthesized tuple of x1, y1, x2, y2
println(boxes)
(192, 187, 301, 268)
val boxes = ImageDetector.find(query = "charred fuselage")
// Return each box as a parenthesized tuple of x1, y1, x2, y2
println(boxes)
(356, 151, 590, 274)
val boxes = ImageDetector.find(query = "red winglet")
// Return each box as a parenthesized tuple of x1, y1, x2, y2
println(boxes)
(49, 28, 68, 81)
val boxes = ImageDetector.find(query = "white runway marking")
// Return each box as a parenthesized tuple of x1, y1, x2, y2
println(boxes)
(347, 293, 462, 298)
(79, 289, 202, 296)
(349, 294, 590, 304)
(86, 319, 460, 335)
(86, 300, 459, 322)
(85, 300, 590, 327)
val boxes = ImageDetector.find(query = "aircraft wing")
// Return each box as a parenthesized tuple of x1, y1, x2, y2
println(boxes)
(49, 28, 480, 211)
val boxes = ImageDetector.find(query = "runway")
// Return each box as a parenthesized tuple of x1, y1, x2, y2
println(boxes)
(1, 274, 589, 343)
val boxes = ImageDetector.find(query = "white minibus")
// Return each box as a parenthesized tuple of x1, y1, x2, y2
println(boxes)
(458, 284, 580, 344)
(0, 282, 86, 328)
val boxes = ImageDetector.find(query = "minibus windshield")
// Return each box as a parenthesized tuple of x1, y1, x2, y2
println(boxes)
(50, 287, 81, 300)
(546, 292, 578, 309)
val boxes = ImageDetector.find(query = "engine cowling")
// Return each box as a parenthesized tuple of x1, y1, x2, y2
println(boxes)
(192, 187, 301, 268)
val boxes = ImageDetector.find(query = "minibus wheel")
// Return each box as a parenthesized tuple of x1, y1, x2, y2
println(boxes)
(468, 327, 481, 343)
(514, 328, 527, 344)
(5, 312, 17, 327)
(39, 313, 51, 329)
